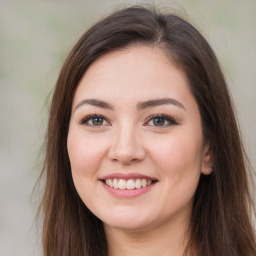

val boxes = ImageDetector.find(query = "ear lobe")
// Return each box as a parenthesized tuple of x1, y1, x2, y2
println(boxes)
(201, 142, 213, 175)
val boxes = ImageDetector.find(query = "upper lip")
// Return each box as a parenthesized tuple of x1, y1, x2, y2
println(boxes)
(100, 173, 157, 181)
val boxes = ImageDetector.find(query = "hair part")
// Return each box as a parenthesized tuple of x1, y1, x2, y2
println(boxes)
(38, 5, 256, 256)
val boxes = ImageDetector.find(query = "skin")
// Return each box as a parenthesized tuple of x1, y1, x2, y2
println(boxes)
(67, 45, 212, 256)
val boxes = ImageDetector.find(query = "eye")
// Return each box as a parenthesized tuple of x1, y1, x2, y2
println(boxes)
(80, 114, 110, 126)
(145, 114, 178, 127)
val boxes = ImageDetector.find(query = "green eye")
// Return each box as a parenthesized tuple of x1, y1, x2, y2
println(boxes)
(146, 114, 178, 127)
(92, 117, 104, 126)
(80, 114, 109, 126)
(153, 118, 165, 126)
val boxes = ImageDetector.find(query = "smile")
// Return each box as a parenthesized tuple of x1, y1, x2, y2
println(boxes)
(104, 178, 153, 190)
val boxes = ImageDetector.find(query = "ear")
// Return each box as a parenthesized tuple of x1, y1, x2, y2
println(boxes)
(201, 141, 213, 175)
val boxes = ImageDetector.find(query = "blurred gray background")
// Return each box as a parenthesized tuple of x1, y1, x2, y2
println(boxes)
(0, 0, 255, 255)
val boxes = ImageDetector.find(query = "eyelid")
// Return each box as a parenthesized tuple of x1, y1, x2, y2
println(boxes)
(144, 114, 179, 126)
(79, 114, 111, 126)
(79, 113, 178, 127)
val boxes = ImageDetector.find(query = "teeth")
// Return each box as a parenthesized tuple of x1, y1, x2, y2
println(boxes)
(113, 179, 118, 188)
(104, 178, 154, 190)
(108, 179, 113, 188)
(135, 179, 141, 189)
(141, 179, 147, 187)
(127, 179, 135, 190)
(118, 179, 126, 189)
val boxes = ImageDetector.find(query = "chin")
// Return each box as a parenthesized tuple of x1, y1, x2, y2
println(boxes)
(104, 219, 154, 232)
(98, 209, 158, 232)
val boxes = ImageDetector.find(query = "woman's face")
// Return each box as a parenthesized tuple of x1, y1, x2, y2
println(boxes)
(67, 45, 211, 232)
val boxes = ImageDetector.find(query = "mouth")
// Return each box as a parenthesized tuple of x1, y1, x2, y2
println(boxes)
(99, 173, 158, 191)
(102, 178, 157, 190)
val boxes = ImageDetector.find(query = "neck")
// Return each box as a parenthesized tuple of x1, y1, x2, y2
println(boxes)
(104, 214, 190, 256)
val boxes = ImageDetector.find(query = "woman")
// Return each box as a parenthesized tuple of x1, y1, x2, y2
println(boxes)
(38, 6, 256, 256)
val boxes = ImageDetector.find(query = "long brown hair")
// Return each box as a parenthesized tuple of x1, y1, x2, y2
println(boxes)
(38, 6, 256, 256)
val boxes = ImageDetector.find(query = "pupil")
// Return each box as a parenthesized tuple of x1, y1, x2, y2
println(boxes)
(153, 118, 164, 126)
(92, 118, 103, 125)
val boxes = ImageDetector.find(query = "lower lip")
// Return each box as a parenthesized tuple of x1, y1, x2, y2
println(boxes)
(101, 181, 156, 198)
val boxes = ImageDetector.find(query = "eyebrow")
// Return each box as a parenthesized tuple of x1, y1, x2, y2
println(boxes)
(74, 99, 114, 111)
(74, 97, 186, 111)
(137, 98, 186, 111)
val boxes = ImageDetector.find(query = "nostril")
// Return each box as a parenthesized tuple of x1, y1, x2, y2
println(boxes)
(111, 158, 139, 165)
(108, 145, 146, 164)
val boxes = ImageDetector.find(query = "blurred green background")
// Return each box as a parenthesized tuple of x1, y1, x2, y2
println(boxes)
(1, 0, 255, 255)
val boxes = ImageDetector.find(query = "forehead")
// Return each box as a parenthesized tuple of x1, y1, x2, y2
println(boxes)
(73, 45, 192, 106)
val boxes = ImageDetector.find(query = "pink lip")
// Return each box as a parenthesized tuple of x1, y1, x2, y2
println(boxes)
(100, 173, 157, 181)
(101, 180, 157, 198)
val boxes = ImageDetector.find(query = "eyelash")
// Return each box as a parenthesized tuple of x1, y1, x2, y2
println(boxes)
(80, 114, 110, 126)
(79, 114, 179, 127)
(145, 114, 179, 127)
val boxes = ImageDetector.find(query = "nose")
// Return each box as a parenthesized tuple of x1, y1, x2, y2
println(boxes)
(108, 125, 146, 165)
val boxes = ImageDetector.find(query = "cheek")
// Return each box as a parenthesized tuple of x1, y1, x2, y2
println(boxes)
(148, 132, 203, 178)
(67, 132, 108, 206)
(67, 132, 107, 177)
(151, 133, 203, 210)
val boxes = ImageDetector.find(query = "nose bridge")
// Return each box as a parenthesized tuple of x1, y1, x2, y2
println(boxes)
(108, 121, 145, 164)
